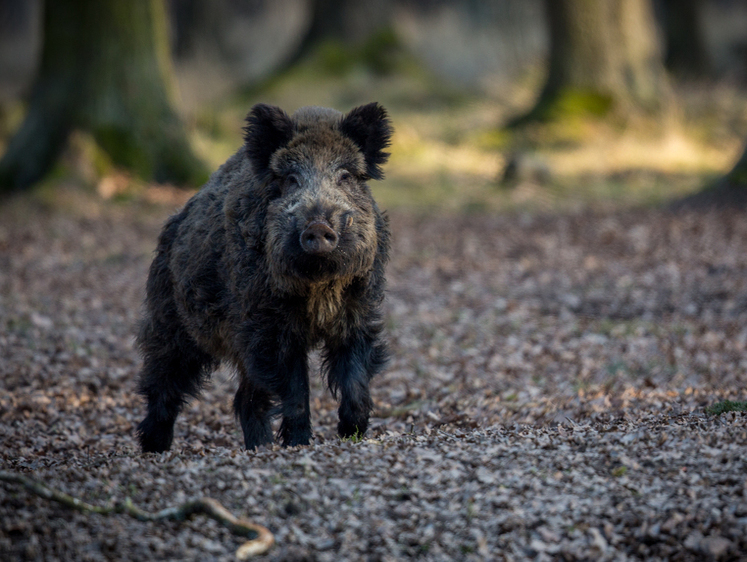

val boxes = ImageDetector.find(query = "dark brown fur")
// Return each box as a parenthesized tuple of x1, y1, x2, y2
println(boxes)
(136, 103, 392, 452)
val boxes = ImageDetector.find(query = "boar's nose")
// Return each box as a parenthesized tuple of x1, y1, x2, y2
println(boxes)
(300, 220, 339, 254)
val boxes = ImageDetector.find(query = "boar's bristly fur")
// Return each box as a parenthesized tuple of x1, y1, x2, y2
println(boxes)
(136, 103, 392, 452)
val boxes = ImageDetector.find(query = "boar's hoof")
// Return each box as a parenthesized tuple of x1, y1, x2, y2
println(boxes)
(137, 417, 174, 453)
(300, 220, 338, 254)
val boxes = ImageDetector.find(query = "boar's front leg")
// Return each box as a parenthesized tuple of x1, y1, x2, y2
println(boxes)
(276, 354, 312, 447)
(325, 327, 388, 439)
(233, 378, 274, 450)
(240, 329, 312, 448)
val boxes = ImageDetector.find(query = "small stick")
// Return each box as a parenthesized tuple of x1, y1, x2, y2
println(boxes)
(0, 471, 274, 559)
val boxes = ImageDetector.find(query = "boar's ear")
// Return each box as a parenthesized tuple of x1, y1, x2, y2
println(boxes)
(340, 102, 392, 180)
(244, 104, 294, 177)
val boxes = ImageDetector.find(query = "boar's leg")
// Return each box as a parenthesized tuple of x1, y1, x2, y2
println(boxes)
(276, 357, 312, 448)
(233, 378, 273, 450)
(136, 324, 215, 453)
(325, 329, 388, 439)
(244, 333, 312, 448)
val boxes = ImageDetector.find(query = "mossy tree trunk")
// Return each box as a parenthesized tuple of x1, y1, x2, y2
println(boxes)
(0, 0, 208, 192)
(515, 0, 671, 124)
(727, 143, 747, 187)
(678, 142, 747, 205)
(283, 0, 396, 70)
(660, 0, 711, 77)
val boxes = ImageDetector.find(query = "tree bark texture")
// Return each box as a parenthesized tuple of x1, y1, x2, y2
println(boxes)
(661, 0, 710, 77)
(0, 0, 207, 192)
(520, 0, 670, 123)
(283, 0, 396, 70)
(727, 143, 747, 187)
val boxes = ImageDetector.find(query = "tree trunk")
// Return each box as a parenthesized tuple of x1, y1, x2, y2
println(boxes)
(515, 0, 671, 124)
(727, 143, 747, 187)
(283, 0, 396, 70)
(0, 0, 207, 192)
(674, 142, 747, 208)
(660, 0, 711, 77)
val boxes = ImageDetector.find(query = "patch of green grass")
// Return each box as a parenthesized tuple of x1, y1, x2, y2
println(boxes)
(340, 429, 365, 444)
(611, 466, 628, 477)
(705, 400, 747, 415)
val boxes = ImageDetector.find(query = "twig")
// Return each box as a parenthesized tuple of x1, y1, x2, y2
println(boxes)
(0, 471, 274, 559)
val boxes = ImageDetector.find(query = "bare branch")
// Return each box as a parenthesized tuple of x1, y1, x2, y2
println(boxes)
(0, 471, 274, 559)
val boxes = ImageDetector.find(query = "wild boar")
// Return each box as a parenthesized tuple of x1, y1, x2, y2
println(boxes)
(136, 103, 392, 452)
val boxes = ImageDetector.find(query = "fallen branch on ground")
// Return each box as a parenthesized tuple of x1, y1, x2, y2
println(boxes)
(0, 471, 274, 559)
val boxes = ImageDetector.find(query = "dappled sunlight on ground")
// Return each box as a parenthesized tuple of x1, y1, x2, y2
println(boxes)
(547, 129, 742, 177)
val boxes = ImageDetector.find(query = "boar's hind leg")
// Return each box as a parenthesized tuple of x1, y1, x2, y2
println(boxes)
(136, 320, 215, 453)
(326, 330, 388, 439)
(233, 378, 273, 450)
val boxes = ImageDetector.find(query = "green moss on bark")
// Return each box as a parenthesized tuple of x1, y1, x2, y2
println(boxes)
(705, 400, 747, 415)
(511, 0, 671, 128)
(514, 89, 615, 126)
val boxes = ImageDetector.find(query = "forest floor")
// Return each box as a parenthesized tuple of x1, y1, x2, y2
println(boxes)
(2, 60, 747, 560)
(1, 181, 746, 561)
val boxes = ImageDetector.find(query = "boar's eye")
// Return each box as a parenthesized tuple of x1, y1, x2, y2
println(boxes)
(285, 174, 300, 189)
(337, 171, 353, 186)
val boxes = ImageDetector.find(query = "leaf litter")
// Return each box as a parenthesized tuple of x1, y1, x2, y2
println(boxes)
(1, 194, 746, 560)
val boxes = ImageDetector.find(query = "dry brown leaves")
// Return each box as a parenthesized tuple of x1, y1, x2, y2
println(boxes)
(1, 194, 746, 560)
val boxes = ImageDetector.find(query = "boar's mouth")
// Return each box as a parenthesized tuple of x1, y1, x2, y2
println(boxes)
(283, 215, 356, 282)
(291, 251, 344, 281)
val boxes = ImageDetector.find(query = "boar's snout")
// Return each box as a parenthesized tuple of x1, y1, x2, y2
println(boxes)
(300, 220, 339, 254)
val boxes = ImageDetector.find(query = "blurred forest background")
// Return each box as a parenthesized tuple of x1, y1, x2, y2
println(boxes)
(1, 0, 746, 210)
